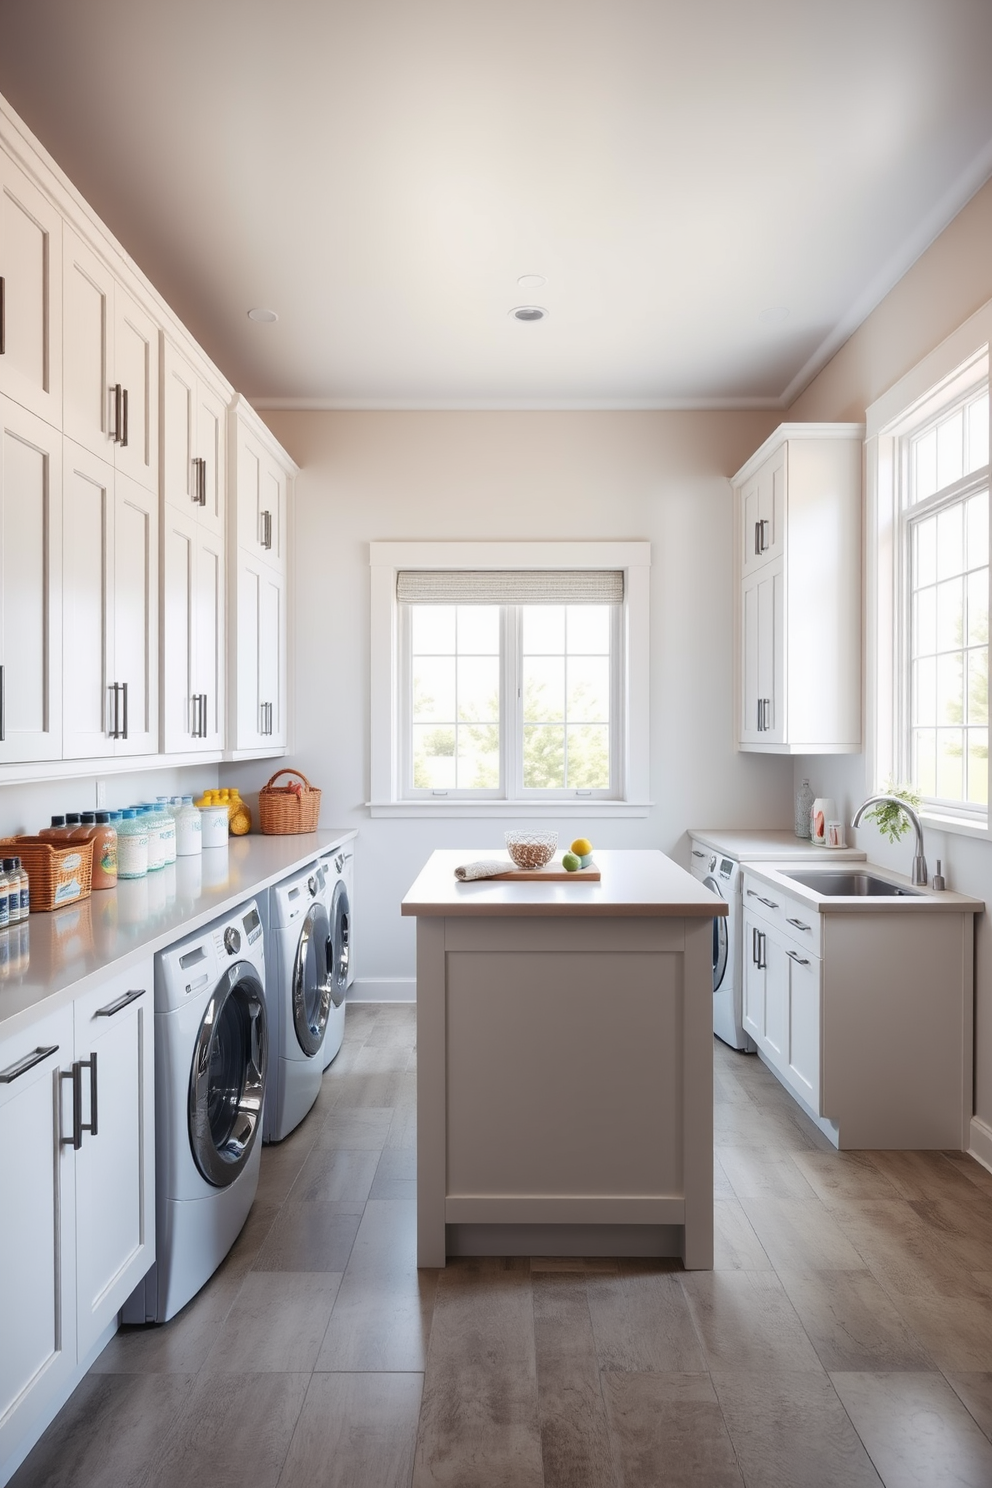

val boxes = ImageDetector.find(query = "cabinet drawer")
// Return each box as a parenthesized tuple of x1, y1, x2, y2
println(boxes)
(743, 874, 821, 956)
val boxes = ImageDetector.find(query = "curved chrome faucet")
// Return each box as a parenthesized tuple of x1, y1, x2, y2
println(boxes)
(852, 795, 928, 886)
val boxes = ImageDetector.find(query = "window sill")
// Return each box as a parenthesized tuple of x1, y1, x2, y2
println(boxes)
(919, 809, 991, 843)
(367, 800, 653, 820)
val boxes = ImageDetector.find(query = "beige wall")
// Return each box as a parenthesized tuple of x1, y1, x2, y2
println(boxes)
(787, 173, 992, 1138)
(228, 408, 787, 994)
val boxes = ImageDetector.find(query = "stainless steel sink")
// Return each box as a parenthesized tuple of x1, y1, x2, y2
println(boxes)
(778, 869, 923, 898)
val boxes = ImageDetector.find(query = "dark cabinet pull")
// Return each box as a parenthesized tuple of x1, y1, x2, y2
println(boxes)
(786, 950, 810, 966)
(787, 917, 811, 932)
(0, 1044, 59, 1083)
(62, 1054, 98, 1148)
(95, 987, 145, 1017)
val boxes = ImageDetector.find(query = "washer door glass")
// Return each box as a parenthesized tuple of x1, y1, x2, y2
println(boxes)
(188, 963, 267, 1187)
(293, 902, 333, 1057)
(328, 880, 350, 1008)
(702, 875, 729, 993)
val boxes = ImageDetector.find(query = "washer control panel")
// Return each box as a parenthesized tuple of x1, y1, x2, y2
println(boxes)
(223, 926, 241, 956)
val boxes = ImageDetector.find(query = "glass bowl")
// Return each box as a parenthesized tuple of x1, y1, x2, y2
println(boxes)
(505, 831, 558, 870)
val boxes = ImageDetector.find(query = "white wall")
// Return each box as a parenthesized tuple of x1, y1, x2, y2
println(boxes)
(227, 408, 789, 996)
(0, 765, 219, 841)
(787, 175, 992, 1140)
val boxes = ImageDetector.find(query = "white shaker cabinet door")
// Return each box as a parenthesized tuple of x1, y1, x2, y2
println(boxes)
(235, 419, 287, 570)
(740, 445, 785, 577)
(63, 227, 114, 461)
(0, 151, 62, 427)
(112, 285, 158, 492)
(0, 1010, 76, 1474)
(740, 561, 783, 746)
(0, 397, 62, 763)
(111, 470, 158, 755)
(234, 549, 286, 751)
(163, 507, 224, 753)
(73, 965, 155, 1361)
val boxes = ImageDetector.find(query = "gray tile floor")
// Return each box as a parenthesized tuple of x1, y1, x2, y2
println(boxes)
(14, 1004, 992, 1487)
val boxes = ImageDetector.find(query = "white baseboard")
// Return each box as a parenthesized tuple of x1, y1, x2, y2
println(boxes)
(969, 1115, 992, 1174)
(349, 977, 416, 1004)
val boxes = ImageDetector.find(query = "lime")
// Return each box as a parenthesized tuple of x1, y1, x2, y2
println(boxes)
(571, 837, 592, 857)
(562, 852, 581, 872)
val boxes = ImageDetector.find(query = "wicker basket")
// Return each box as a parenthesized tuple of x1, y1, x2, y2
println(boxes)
(0, 836, 93, 911)
(258, 770, 322, 835)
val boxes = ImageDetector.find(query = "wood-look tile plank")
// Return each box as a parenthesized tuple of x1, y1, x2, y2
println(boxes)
(289, 1146, 381, 1203)
(144, 1372, 310, 1488)
(713, 1369, 883, 1487)
(202, 1271, 343, 1373)
(369, 1145, 417, 1199)
(413, 1257, 543, 1488)
(945, 1372, 992, 1443)
(314, 1105, 394, 1150)
(277, 1372, 423, 1488)
(713, 1199, 773, 1272)
(90, 1266, 246, 1375)
(679, 1270, 823, 1374)
(363, 1006, 417, 1047)
(532, 1274, 620, 1488)
(255, 1129, 320, 1206)
(530, 1257, 620, 1273)
(776, 1268, 934, 1372)
(829, 1198, 992, 1301)
(790, 1150, 903, 1205)
(254, 1200, 364, 1272)
(10, 1372, 196, 1488)
(586, 1269, 707, 1373)
(316, 1201, 435, 1372)
(602, 1372, 743, 1488)
(886, 1293, 992, 1371)
(740, 1196, 866, 1272)
(831, 1370, 992, 1487)
(717, 1146, 818, 1200)
(862, 1150, 990, 1204)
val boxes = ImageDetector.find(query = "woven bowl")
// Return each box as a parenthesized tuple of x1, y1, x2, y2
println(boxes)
(505, 831, 558, 870)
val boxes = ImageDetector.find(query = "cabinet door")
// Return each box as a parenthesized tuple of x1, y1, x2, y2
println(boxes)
(63, 226, 114, 461)
(195, 378, 227, 539)
(193, 525, 225, 750)
(741, 908, 768, 1046)
(73, 965, 154, 1360)
(740, 561, 783, 746)
(0, 1010, 76, 1472)
(163, 510, 224, 753)
(162, 342, 197, 517)
(236, 420, 286, 569)
(235, 549, 286, 751)
(111, 471, 158, 755)
(784, 945, 821, 1111)
(741, 446, 785, 576)
(0, 399, 63, 763)
(113, 286, 158, 492)
(62, 440, 114, 760)
(0, 152, 62, 426)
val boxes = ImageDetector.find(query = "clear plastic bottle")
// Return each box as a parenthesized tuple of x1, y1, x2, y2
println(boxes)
(145, 800, 176, 865)
(135, 805, 165, 871)
(0, 861, 11, 929)
(12, 857, 29, 920)
(4, 858, 25, 923)
(117, 809, 149, 880)
(174, 795, 202, 856)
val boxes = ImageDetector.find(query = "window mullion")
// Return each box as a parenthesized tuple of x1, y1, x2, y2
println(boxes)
(503, 606, 519, 801)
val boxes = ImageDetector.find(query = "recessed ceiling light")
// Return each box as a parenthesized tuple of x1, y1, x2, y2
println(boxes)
(758, 305, 790, 324)
(510, 305, 547, 322)
(247, 307, 279, 323)
(517, 274, 546, 290)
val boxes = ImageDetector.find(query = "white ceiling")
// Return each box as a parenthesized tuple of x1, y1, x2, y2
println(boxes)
(2, 0, 991, 410)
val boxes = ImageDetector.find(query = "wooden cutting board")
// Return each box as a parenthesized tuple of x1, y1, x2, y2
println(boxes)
(491, 860, 601, 882)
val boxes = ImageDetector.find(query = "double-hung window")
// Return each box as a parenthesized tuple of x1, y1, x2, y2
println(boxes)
(868, 307, 991, 834)
(369, 542, 650, 817)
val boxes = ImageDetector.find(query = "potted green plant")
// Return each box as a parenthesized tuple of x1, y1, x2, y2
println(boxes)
(862, 782, 923, 842)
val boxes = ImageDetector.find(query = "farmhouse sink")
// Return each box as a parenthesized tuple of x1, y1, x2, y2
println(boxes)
(777, 869, 923, 898)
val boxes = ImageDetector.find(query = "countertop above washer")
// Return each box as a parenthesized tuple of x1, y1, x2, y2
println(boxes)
(690, 828, 867, 862)
(0, 829, 357, 1036)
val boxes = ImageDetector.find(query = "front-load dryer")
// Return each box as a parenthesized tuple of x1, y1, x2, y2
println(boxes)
(124, 900, 267, 1323)
(321, 843, 354, 1069)
(263, 861, 337, 1142)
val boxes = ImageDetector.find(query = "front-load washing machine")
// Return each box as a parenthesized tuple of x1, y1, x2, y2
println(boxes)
(124, 900, 267, 1323)
(263, 860, 339, 1142)
(321, 843, 354, 1069)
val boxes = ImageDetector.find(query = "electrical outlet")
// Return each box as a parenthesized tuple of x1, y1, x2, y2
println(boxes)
(95, 779, 106, 809)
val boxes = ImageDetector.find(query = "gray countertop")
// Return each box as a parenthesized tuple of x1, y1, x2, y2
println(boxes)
(742, 860, 984, 913)
(690, 828, 867, 862)
(0, 829, 356, 1036)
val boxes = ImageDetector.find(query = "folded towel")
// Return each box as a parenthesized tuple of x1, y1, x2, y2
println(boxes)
(454, 859, 513, 881)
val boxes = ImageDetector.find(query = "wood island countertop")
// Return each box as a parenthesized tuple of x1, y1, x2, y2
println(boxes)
(401, 848, 728, 918)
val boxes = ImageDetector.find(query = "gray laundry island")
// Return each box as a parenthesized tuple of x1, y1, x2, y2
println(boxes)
(401, 849, 724, 1269)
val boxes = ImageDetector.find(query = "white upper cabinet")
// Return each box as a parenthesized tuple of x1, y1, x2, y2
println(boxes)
(63, 225, 159, 493)
(162, 506, 225, 753)
(734, 424, 864, 755)
(233, 548, 287, 753)
(0, 396, 62, 764)
(0, 151, 62, 427)
(234, 406, 288, 571)
(62, 440, 158, 759)
(162, 339, 227, 537)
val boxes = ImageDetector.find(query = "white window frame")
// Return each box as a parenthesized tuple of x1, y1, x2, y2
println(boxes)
(369, 540, 651, 818)
(867, 298, 992, 840)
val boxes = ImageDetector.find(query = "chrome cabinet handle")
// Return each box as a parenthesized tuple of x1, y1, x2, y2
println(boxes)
(260, 700, 273, 736)
(786, 950, 810, 966)
(754, 520, 761, 556)
(758, 518, 769, 551)
(0, 1044, 59, 1083)
(192, 456, 206, 506)
(108, 682, 120, 738)
(751, 927, 767, 970)
(787, 917, 811, 932)
(95, 987, 145, 1017)
(121, 388, 129, 447)
(121, 681, 128, 740)
(112, 382, 123, 442)
(746, 890, 779, 910)
(261, 509, 273, 550)
(691, 850, 705, 858)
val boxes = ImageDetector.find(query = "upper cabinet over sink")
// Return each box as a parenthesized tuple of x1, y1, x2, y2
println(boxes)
(734, 423, 864, 755)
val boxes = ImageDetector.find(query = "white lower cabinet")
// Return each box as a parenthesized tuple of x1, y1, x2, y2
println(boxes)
(742, 905, 821, 1110)
(0, 962, 154, 1482)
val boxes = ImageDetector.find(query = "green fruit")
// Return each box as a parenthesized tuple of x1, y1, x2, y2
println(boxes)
(562, 852, 581, 872)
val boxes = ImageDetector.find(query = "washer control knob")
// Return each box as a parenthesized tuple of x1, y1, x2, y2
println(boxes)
(308, 875, 317, 897)
(224, 926, 241, 956)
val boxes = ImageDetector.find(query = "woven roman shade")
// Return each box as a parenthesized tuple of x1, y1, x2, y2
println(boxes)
(396, 570, 624, 605)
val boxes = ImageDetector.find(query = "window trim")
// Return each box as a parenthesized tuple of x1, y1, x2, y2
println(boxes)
(368, 540, 652, 818)
(866, 298, 992, 839)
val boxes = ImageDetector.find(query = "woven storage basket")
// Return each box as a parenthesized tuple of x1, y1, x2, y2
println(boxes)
(258, 770, 322, 835)
(0, 836, 93, 911)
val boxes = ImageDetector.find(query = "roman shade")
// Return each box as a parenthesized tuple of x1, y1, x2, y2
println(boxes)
(395, 570, 624, 605)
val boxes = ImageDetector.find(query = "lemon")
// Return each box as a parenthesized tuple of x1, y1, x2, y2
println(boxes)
(562, 852, 581, 872)
(571, 837, 593, 857)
